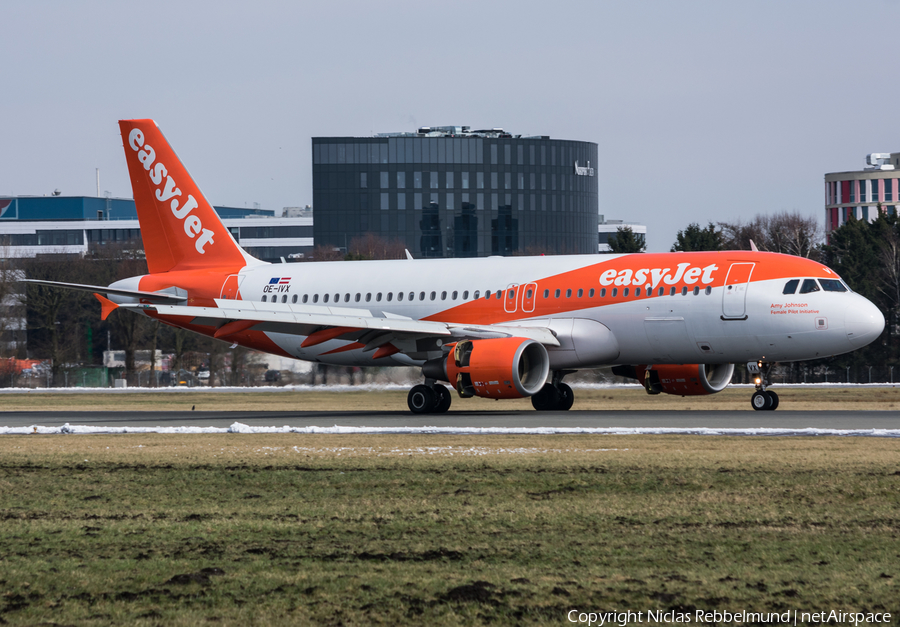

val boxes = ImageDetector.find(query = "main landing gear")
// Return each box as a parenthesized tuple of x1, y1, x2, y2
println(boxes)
(531, 371, 575, 411)
(407, 381, 452, 414)
(747, 361, 779, 411)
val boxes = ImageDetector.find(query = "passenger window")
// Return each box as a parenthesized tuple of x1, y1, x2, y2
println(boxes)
(681, 287, 687, 296)
(408, 292, 414, 301)
(398, 292, 404, 301)
(543, 289, 549, 298)
(292, 294, 298, 304)
(282, 295, 287, 303)
(705, 286, 712, 295)
(376, 293, 382, 302)
(355, 293, 361, 302)
(693, 287, 699, 295)
(451, 291, 457, 300)
(783, 279, 799, 295)
(334, 293, 339, 302)
(485, 291, 491, 300)
(344, 294, 350, 303)
(577, 288, 583, 298)
(463, 290, 469, 299)
(420, 292, 426, 300)
(496, 290, 502, 299)
(600, 288, 606, 297)
(323, 294, 330, 303)
(670, 287, 676, 296)
(635, 287, 641, 296)
(658, 287, 664, 296)
(302, 295, 309, 304)
(589, 288, 595, 297)
(555, 289, 561, 298)
(366, 293, 372, 302)
(612, 288, 618, 297)
(474, 291, 480, 299)
(799, 279, 820, 294)
(566, 289, 572, 298)
(387, 292, 393, 301)
(313, 294, 319, 303)
(260, 295, 266, 302)
(430, 291, 436, 300)
(623, 288, 630, 297)
(820, 279, 847, 292)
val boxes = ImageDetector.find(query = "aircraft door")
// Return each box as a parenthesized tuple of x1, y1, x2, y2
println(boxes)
(722, 263, 754, 319)
(220, 274, 245, 300)
(521, 283, 537, 313)
(504, 284, 519, 314)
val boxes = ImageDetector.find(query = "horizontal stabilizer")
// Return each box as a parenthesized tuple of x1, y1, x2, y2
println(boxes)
(21, 279, 187, 303)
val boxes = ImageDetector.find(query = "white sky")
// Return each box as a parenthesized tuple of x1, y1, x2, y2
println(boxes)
(2, 0, 898, 252)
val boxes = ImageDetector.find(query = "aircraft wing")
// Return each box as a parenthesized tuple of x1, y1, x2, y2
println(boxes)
(126, 299, 560, 355)
(20, 279, 187, 304)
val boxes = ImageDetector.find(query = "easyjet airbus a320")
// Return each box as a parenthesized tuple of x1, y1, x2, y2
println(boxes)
(27, 120, 885, 412)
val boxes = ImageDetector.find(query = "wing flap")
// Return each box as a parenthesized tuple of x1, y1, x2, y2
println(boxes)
(127, 301, 561, 347)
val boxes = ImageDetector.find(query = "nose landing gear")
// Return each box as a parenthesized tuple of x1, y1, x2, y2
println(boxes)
(747, 361, 779, 411)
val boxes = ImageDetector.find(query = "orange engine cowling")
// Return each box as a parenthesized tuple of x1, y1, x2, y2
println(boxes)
(424, 337, 550, 399)
(634, 363, 734, 396)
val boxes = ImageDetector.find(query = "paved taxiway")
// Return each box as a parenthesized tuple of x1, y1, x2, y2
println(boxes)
(1, 410, 897, 430)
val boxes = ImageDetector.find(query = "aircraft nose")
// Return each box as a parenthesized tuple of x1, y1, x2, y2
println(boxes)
(846, 296, 885, 348)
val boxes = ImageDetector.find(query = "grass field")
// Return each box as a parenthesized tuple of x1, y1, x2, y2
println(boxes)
(1, 434, 898, 625)
(2, 385, 900, 412)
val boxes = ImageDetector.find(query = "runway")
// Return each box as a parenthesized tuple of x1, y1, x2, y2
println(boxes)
(1, 409, 898, 432)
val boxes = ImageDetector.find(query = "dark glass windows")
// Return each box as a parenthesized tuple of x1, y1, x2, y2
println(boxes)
(799, 279, 820, 294)
(819, 279, 847, 292)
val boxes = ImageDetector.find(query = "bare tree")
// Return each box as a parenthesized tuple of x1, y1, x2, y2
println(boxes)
(346, 233, 407, 260)
(22, 254, 93, 385)
(719, 211, 822, 260)
(301, 245, 343, 262)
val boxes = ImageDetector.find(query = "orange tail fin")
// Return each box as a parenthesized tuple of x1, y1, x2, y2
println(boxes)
(118, 119, 253, 274)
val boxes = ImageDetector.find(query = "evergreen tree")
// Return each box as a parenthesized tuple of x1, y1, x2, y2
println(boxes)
(671, 222, 722, 252)
(608, 226, 645, 254)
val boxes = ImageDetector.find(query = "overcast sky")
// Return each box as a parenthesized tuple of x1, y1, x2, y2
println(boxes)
(2, 0, 898, 252)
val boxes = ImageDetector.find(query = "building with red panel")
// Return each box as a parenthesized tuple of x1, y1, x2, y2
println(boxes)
(825, 153, 900, 237)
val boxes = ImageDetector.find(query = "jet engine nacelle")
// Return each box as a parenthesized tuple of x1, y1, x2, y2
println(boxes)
(422, 337, 550, 399)
(614, 363, 735, 396)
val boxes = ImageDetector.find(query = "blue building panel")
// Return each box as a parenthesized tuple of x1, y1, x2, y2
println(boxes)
(0, 197, 274, 221)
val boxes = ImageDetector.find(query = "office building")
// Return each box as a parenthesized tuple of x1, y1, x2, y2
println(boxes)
(825, 153, 900, 235)
(312, 126, 599, 257)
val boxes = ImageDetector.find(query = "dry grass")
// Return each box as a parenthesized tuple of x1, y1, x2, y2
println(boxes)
(2, 385, 900, 412)
(0, 435, 898, 625)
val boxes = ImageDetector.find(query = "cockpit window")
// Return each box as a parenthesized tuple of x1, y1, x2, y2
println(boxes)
(783, 279, 799, 295)
(799, 279, 820, 294)
(819, 279, 847, 292)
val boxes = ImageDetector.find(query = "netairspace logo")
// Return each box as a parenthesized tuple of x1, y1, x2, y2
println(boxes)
(566, 609, 892, 626)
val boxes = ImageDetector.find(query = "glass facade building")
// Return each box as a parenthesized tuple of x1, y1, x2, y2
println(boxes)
(312, 127, 599, 257)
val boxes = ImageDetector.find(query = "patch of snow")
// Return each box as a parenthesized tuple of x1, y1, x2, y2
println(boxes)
(1, 422, 899, 438)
